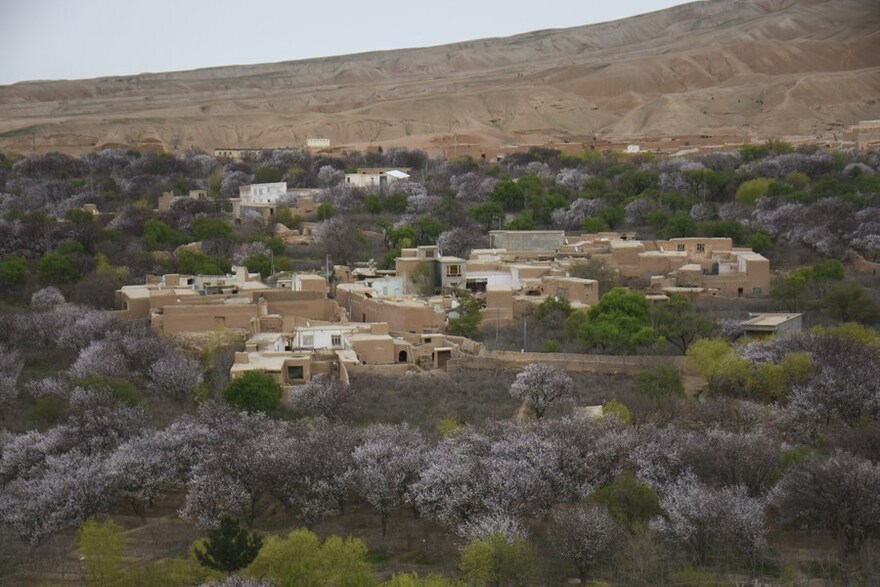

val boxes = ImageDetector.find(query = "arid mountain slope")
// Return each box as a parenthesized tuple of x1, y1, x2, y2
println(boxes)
(1, 0, 878, 154)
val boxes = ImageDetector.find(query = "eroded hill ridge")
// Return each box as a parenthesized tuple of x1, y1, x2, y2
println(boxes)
(1, 0, 878, 155)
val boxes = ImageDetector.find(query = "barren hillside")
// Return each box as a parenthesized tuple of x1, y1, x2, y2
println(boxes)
(1, 0, 878, 155)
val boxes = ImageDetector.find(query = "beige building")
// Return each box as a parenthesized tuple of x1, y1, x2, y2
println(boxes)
(489, 230, 566, 252)
(395, 246, 467, 294)
(115, 269, 340, 335)
(335, 283, 452, 334)
(157, 189, 211, 213)
(229, 322, 482, 392)
(741, 313, 803, 339)
(558, 233, 771, 298)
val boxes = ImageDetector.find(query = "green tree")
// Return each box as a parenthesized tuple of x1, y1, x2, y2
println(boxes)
(636, 365, 685, 399)
(253, 166, 283, 183)
(581, 216, 609, 233)
(382, 192, 409, 214)
(382, 573, 464, 586)
(65, 208, 95, 225)
(576, 288, 657, 354)
(222, 371, 282, 413)
(590, 471, 663, 532)
(491, 180, 525, 212)
(459, 534, 536, 587)
(540, 340, 563, 353)
(316, 203, 334, 220)
(27, 396, 67, 428)
(469, 202, 505, 231)
(37, 251, 81, 283)
(687, 338, 751, 397)
(735, 178, 773, 205)
(811, 322, 880, 346)
(447, 291, 482, 340)
(194, 517, 263, 575)
(412, 215, 444, 246)
(142, 218, 186, 250)
(243, 254, 273, 279)
(177, 249, 231, 276)
(191, 217, 233, 241)
(77, 519, 126, 587)
(0, 254, 29, 288)
(245, 528, 373, 586)
(651, 294, 713, 354)
(273, 208, 301, 228)
(602, 399, 633, 425)
(748, 230, 773, 255)
(661, 213, 697, 238)
(823, 282, 880, 324)
(535, 296, 572, 323)
(772, 260, 844, 312)
(505, 214, 535, 231)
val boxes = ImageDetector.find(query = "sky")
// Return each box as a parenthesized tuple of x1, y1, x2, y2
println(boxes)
(0, 0, 688, 85)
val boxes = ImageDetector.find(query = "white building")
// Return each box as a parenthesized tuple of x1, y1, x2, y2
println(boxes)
(344, 168, 411, 189)
(306, 138, 331, 149)
(239, 182, 288, 204)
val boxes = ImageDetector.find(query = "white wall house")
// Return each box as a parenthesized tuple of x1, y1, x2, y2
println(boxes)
(240, 182, 288, 204)
(291, 325, 355, 350)
(344, 168, 410, 189)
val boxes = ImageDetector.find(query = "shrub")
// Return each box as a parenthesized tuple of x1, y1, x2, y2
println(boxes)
(222, 371, 282, 413)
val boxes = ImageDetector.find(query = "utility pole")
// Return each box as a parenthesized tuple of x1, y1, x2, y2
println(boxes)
(522, 314, 528, 352)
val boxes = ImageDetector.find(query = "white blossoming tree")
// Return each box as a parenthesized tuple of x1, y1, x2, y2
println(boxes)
(509, 363, 574, 419)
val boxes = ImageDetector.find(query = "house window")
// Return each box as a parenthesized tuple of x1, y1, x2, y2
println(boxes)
(424, 249, 435, 258)
(287, 365, 304, 380)
(677, 244, 685, 252)
(752, 287, 762, 295)
(446, 264, 461, 277)
(331, 334, 342, 347)
(696, 243, 706, 253)
(302, 335, 314, 347)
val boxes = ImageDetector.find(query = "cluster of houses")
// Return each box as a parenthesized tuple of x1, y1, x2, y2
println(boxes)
(230, 169, 411, 222)
(116, 206, 791, 400)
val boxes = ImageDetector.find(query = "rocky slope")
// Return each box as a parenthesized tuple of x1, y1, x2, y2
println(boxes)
(1, 0, 878, 154)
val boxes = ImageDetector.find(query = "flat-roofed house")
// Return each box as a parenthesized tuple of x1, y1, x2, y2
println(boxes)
(344, 168, 411, 189)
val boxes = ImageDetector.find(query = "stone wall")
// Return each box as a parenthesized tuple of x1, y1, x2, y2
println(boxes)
(447, 351, 686, 376)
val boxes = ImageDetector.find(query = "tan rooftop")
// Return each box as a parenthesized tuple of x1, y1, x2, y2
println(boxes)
(742, 314, 802, 327)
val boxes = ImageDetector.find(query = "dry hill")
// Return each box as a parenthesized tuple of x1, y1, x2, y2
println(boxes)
(1, 0, 878, 155)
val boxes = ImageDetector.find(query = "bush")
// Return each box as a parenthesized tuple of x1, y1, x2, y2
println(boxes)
(636, 366, 684, 399)
(26, 396, 67, 428)
(0, 254, 29, 288)
(223, 371, 282, 413)
(459, 534, 536, 587)
(36, 251, 80, 283)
